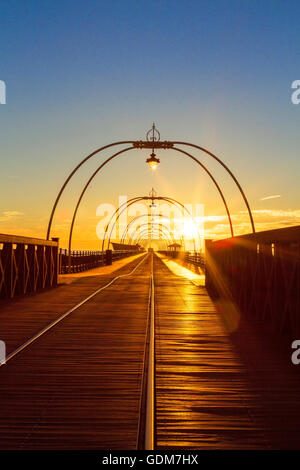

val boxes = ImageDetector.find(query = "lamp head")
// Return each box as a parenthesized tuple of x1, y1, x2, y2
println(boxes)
(146, 151, 160, 170)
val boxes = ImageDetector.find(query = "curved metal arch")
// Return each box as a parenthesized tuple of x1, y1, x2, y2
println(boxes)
(171, 147, 234, 237)
(158, 197, 198, 250)
(139, 238, 169, 250)
(133, 228, 172, 249)
(46, 140, 135, 240)
(120, 213, 192, 251)
(127, 220, 176, 245)
(138, 237, 169, 251)
(120, 213, 169, 242)
(134, 227, 173, 248)
(102, 196, 147, 252)
(106, 196, 201, 252)
(63, 147, 235, 254)
(173, 141, 255, 233)
(67, 146, 135, 258)
(117, 198, 199, 242)
(137, 233, 170, 251)
(49, 136, 254, 259)
(129, 223, 175, 244)
(105, 197, 168, 251)
(128, 222, 176, 245)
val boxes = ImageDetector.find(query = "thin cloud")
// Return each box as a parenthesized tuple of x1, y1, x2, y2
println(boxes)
(260, 195, 281, 201)
(240, 209, 300, 218)
(0, 211, 24, 222)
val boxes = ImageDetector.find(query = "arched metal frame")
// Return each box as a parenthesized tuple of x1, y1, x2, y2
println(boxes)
(120, 213, 190, 250)
(103, 196, 147, 252)
(66, 148, 232, 256)
(131, 222, 175, 244)
(53, 146, 236, 255)
(172, 147, 233, 236)
(133, 225, 174, 249)
(67, 146, 133, 257)
(120, 214, 170, 241)
(139, 237, 169, 250)
(172, 141, 255, 233)
(137, 235, 169, 251)
(46, 138, 255, 264)
(136, 230, 171, 247)
(106, 196, 199, 251)
(46, 141, 135, 240)
(135, 228, 172, 250)
(128, 222, 177, 246)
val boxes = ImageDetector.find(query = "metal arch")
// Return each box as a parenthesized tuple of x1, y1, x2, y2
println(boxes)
(63, 144, 236, 255)
(138, 237, 169, 251)
(135, 228, 172, 245)
(120, 204, 196, 241)
(49, 132, 253, 258)
(139, 237, 169, 250)
(123, 215, 175, 243)
(105, 197, 162, 251)
(128, 222, 176, 245)
(159, 197, 199, 250)
(171, 148, 234, 237)
(129, 224, 175, 245)
(134, 227, 173, 248)
(120, 212, 192, 251)
(64, 145, 235, 253)
(173, 141, 255, 233)
(130, 225, 175, 244)
(135, 233, 179, 251)
(120, 213, 169, 242)
(137, 233, 169, 251)
(137, 233, 171, 252)
(101, 197, 146, 252)
(46, 140, 135, 240)
(67, 146, 135, 258)
(106, 196, 201, 251)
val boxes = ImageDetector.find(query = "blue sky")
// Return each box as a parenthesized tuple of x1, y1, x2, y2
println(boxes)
(1, 0, 300, 248)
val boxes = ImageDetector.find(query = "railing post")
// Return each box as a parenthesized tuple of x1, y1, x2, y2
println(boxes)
(106, 249, 112, 266)
(51, 238, 59, 284)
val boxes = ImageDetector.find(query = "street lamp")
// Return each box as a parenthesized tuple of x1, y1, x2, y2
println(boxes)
(146, 123, 160, 170)
(146, 151, 160, 170)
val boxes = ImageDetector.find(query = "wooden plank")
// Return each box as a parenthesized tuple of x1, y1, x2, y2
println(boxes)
(154, 254, 300, 449)
(0, 255, 150, 449)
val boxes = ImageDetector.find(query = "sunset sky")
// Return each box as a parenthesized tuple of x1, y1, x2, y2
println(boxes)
(1, 0, 300, 249)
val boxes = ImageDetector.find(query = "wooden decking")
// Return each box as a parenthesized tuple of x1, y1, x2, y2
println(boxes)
(0, 252, 300, 449)
(154, 254, 300, 449)
(0, 254, 151, 449)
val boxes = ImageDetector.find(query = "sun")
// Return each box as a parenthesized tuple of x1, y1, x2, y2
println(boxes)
(181, 219, 198, 239)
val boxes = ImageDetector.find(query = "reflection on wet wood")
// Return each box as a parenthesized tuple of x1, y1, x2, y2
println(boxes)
(154, 254, 289, 449)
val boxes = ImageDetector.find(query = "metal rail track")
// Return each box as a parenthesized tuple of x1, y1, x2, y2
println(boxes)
(136, 252, 156, 450)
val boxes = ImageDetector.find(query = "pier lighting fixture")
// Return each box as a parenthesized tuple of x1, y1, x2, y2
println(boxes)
(146, 151, 160, 170)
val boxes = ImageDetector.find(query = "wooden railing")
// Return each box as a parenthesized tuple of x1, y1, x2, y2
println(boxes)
(0, 233, 59, 300)
(158, 250, 205, 268)
(205, 226, 300, 336)
(59, 249, 140, 274)
(185, 251, 205, 268)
